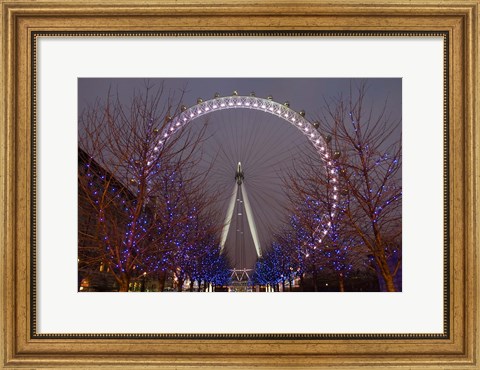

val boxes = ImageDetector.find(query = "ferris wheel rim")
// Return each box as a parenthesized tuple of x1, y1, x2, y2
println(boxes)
(151, 94, 340, 248)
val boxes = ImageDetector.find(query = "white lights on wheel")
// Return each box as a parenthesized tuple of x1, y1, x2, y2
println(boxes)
(149, 94, 340, 242)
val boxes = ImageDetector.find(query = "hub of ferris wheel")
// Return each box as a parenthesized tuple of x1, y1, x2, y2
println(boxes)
(235, 162, 244, 185)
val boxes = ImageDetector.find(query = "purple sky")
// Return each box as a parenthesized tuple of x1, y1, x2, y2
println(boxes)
(78, 78, 401, 270)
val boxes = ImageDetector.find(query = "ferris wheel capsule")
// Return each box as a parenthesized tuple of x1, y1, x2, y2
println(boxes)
(197, 98, 203, 104)
(333, 151, 341, 159)
(180, 105, 187, 112)
(232, 90, 238, 96)
(323, 134, 332, 143)
(250, 92, 256, 97)
(214, 92, 220, 98)
(284, 101, 290, 107)
(312, 121, 320, 129)
(267, 95, 273, 100)
(299, 110, 306, 117)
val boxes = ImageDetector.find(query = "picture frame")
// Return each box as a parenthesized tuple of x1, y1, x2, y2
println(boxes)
(1, 0, 478, 368)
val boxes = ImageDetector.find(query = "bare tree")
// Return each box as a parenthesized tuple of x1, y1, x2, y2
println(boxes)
(78, 82, 211, 291)
(316, 83, 402, 291)
(152, 164, 225, 291)
(284, 152, 370, 292)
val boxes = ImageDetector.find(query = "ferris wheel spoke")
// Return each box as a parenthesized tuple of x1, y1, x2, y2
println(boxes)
(165, 94, 338, 273)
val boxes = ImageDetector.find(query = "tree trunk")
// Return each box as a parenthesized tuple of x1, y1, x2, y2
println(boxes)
(338, 273, 345, 292)
(189, 280, 194, 292)
(299, 274, 304, 292)
(177, 278, 184, 292)
(382, 273, 396, 292)
(375, 254, 397, 292)
(281, 280, 285, 292)
(118, 276, 130, 292)
(289, 278, 293, 291)
(158, 270, 166, 292)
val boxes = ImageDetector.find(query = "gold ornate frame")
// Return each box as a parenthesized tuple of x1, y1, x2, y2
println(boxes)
(1, 0, 478, 368)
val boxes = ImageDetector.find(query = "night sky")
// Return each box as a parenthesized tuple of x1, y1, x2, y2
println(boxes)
(78, 78, 401, 270)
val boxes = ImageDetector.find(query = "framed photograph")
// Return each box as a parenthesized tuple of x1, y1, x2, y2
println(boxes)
(77, 77, 403, 294)
(1, 1, 478, 369)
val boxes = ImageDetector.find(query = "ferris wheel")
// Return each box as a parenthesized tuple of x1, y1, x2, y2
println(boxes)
(149, 92, 340, 272)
